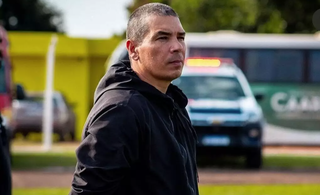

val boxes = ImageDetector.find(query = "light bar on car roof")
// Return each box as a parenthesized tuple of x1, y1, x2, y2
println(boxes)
(185, 57, 233, 67)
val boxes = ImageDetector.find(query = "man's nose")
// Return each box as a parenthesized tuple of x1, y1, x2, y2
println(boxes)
(170, 39, 184, 53)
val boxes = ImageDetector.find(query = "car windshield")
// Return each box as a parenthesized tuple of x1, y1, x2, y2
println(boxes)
(172, 76, 245, 100)
(27, 95, 58, 107)
(0, 61, 6, 93)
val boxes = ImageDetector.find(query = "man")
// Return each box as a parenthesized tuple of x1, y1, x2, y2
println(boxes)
(0, 113, 12, 195)
(70, 3, 199, 195)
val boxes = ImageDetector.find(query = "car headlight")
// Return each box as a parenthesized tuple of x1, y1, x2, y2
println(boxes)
(247, 112, 260, 123)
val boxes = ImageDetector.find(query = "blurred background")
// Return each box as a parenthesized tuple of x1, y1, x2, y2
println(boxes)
(0, 0, 320, 194)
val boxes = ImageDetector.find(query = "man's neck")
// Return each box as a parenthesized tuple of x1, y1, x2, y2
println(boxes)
(132, 65, 169, 94)
(137, 72, 169, 94)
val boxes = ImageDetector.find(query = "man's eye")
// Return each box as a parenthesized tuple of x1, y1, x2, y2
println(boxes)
(178, 37, 185, 41)
(158, 37, 168, 40)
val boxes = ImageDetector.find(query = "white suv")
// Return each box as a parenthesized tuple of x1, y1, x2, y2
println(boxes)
(172, 58, 265, 169)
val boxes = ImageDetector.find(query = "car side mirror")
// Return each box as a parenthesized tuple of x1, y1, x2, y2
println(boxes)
(15, 84, 27, 100)
(254, 93, 264, 102)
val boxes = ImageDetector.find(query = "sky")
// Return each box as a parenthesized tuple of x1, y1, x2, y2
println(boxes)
(43, 0, 133, 38)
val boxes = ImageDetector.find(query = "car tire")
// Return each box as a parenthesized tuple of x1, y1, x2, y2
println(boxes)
(70, 131, 75, 141)
(22, 132, 28, 139)
(245, 148, 262, 169)
(58, 133, 66, 142)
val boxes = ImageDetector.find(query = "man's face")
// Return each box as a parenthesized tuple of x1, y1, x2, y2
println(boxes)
(134, 15, 186, 82)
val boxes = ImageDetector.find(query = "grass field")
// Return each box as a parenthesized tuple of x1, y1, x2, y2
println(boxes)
(11, 149, 320, 195)
(11, 151, 320, 170)
(13, 185, 320, 195)
(12, 152, 76, 170)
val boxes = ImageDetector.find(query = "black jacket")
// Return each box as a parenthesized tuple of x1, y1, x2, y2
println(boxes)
(0, 113, 12, 195)
(70, 60, 199, 195)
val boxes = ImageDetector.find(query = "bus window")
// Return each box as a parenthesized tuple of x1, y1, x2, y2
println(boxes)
(188, 48, 240, 65)
(309, 51, 320, 83)
(246, 49, 303, 82)
(246, 50, 274, 82)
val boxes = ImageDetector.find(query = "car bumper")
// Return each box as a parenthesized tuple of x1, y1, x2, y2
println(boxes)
(12, 119, 68, 134)
(194, 123, 263, 150)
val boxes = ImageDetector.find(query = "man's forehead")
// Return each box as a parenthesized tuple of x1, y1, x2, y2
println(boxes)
(146, 15, 185, 34)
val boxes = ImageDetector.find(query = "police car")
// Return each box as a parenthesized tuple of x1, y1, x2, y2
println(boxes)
(172, 57, 265, 169)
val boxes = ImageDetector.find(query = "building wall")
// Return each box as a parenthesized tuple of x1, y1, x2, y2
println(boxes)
(8, 32, 121, 140)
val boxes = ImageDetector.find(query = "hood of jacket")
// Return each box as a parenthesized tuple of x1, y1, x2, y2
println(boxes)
(94, 60, 188, 110)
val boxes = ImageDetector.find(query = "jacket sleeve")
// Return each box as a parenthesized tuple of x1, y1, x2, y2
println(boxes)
(70, 104, 142, 195)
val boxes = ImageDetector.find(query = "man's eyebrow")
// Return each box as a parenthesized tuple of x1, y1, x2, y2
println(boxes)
(154, 31, 172, 37)
(153, 31, 186, 37)
(178, 32, 186, 36)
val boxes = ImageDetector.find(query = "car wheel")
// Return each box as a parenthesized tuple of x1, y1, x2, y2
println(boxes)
(70, 131, 75, 141)
(245, 148, 262, 169)
(58, 133, 66, 142)
(22, 132, 28, 139)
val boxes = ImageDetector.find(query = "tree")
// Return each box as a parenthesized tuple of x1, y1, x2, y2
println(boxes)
(248, 0, 286, 33)
(127, 0, 274, 33)
(268, 0, 320, 33)
(171, 0, 259, 33)
(126, 0, 319, 34)
(0, 0, 63, 32)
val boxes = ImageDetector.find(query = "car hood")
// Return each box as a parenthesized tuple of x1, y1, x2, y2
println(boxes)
(188, 98, 259, 113)
(187, 98, 262, 125)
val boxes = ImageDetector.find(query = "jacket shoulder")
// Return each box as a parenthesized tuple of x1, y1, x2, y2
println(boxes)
(88, 89, 149, 126)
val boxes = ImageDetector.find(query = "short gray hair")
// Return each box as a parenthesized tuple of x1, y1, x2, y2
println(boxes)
(126, 3, 179, 45)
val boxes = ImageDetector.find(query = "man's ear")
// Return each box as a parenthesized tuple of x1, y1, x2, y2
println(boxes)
(126, 40, 139, 61)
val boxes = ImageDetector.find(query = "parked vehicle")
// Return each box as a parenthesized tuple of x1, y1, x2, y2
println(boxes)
(172, 57, 265, 169)
(11, 91, 76, 141)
